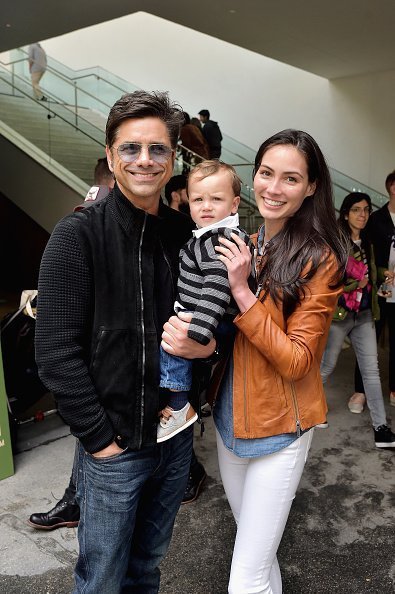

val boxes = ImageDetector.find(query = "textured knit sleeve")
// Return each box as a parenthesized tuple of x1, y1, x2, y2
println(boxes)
(35, 218, 115, 453)
(186, 233, 232, 345)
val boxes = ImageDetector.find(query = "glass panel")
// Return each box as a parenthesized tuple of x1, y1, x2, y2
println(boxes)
(3, 48, 388, 218)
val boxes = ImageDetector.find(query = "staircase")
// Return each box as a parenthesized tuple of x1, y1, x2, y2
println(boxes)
(0, 73, 105, 185)
(0, 49, 388, 234)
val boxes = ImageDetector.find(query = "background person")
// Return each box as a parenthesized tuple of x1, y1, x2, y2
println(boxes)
(320, 192, 395, 448)
(163, 129, 346, 593)
(198, 109, 223, 159)
(353, 170, 395, 409)
(164, 174, 190, 215)
(180, 112, 209, 173)
(28, 43, 47, 101)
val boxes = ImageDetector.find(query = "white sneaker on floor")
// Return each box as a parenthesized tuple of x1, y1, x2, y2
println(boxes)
(157, 403, 198, 443)
(316, 421, 329, 429)
(348, 392, 366, 414)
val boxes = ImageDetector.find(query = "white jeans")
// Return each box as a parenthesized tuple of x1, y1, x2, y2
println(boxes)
(216, 429, 314, 594)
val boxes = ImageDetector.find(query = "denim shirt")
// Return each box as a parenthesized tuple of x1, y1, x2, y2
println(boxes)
(213, 357, 299, 458)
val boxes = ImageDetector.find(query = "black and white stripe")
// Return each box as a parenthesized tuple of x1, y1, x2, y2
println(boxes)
(177, 227, 254, 345)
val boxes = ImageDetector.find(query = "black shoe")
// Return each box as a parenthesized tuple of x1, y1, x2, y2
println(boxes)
(39, 95, 47, 101)
(28, 498, 80, 530)
(181, 461, 207, 504)
(374, 425, 395, 448)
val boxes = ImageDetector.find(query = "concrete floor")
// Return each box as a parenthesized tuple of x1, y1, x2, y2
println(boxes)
(0, 343, 394, 594)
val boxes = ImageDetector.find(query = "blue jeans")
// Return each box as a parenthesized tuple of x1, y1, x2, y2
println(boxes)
(73, 427, 193, 594)
(159, 345, 192, 391)
(159, 318, 235, 392)
(320, 309, 387, 428)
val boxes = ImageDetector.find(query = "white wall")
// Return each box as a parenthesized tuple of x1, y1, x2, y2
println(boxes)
(41, 11, 395, 194)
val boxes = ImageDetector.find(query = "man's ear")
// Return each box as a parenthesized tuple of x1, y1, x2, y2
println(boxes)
(105, 146, 114, 173)
(170, 190, 181, 204)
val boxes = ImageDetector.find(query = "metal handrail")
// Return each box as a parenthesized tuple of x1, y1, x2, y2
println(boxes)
(0, 57, 113, 112)
(0, 65, 104, 148)
(14, 47, 128, 95)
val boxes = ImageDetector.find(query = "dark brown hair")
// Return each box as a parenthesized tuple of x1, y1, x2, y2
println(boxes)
(385, 170, 395, 194)
(253, 129, 347, 318)
(105, 90, 184, 149)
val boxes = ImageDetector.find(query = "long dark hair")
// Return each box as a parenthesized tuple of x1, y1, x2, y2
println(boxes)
(338, 192, 372, 272)
(253, 129, 347, 318)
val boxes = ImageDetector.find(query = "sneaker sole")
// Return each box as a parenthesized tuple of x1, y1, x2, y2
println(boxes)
(27, 520, 79, 530)
(348, 406, 363, 414)
(157, 413, 198, 443)
(375, 442, 395, 448)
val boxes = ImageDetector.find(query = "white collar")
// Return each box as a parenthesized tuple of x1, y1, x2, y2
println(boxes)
(192, 213, 240, 238)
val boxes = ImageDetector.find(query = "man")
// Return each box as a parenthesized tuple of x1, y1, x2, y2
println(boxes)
(28, 158, 114, 532)
(353, 169, 395, 410)
(198, 109, 223, 159)
(35, 90, 214, 593)
(74, 157, 115, 211)
(164, 174, 190, 215)
(28, 43, 47, 101)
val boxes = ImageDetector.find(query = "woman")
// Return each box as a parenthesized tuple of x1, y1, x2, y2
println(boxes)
(164, 129, 346, 593)
(320, 192, 395, 448)
(180, 111, 209, 173)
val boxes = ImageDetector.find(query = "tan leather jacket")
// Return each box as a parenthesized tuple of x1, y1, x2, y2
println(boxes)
(209, 253, 342, 438)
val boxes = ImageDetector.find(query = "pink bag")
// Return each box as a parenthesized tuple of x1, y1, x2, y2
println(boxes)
(343, 256, 368, 312)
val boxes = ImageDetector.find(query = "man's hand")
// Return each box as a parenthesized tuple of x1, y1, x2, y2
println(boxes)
(161, 311, 216, 359)
(92, 441, 124, 459)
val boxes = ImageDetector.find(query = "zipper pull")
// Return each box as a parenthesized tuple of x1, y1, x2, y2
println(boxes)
(255, 283, 263, 298)
(296, 420, 301, 438)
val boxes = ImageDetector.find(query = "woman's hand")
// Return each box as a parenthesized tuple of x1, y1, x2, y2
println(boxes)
(384, 269, 395, 284)
(215, 233, 257, 313)
(161, 310, 216, 359)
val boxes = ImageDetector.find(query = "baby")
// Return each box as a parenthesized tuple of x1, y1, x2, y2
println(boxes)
(158, 160, 254, 442)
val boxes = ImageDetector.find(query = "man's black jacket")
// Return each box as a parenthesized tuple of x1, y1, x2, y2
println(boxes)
(36, 185, 193, 453)
(366, 202, 395, 272)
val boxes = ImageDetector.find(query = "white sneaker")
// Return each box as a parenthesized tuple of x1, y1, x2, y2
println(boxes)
(157, 403, 198, 443)
(348, 392, 366, 414)
(316, 421, 329, 429)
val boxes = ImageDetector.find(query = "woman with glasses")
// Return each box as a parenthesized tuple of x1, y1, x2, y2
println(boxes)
(320, 192, 395, 448)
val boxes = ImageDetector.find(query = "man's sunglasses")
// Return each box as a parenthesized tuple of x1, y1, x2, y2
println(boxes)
(116, 142, 174, 164)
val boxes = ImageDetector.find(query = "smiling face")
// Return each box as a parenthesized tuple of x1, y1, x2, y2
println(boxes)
(345, 199, 370, 237)
(253, 145, 316, 237)
(188, 169, 240, 228)
(106, 116, 175, 214)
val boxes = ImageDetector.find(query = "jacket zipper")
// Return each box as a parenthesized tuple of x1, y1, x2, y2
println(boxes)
(290, 381, 301, 437)
(161, 240, 176, 302)
(137, 215, 147, 448)
(243, 336, 249, 432)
